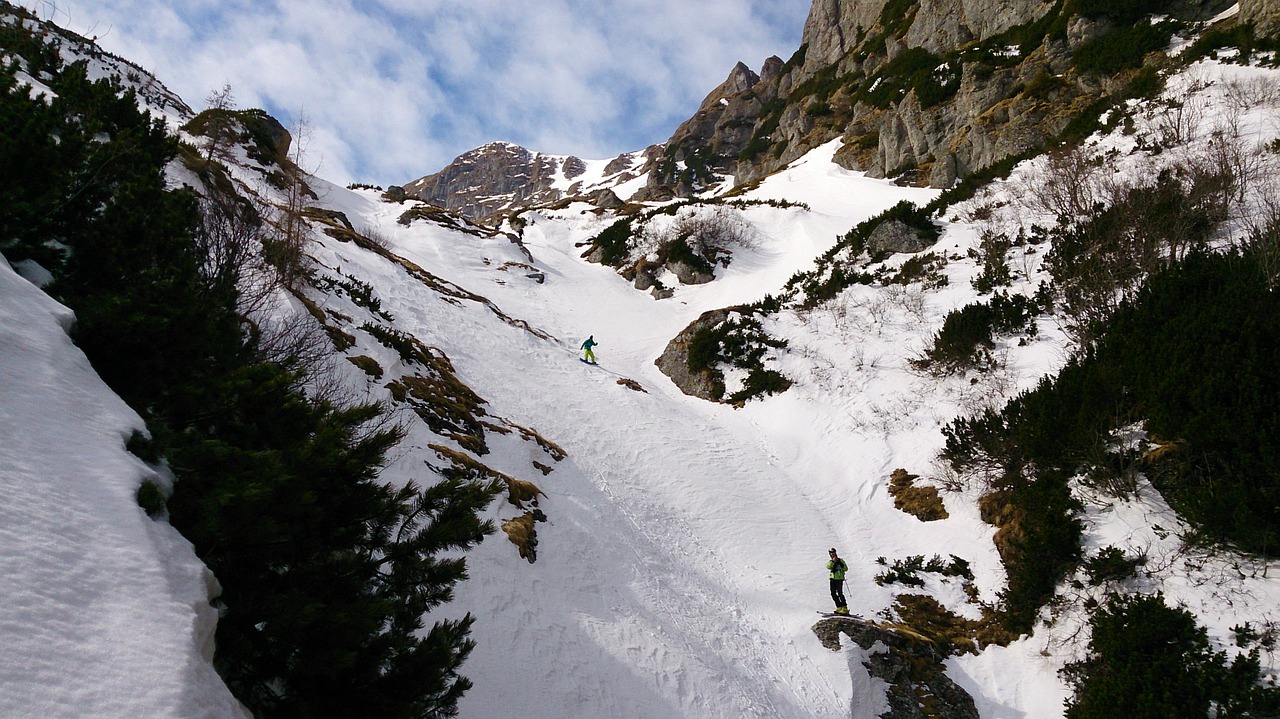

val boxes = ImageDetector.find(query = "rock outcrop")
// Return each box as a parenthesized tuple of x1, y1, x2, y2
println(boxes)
(399, 0, 1241, 221)
(638, 61, 772, 198)
(813, 617, 979, 719)
(868, 219, 932, 255)
(1242, 0, 1280, 38)
(635, 0, 1235, 198)
(653, 308, 732, 401)
(402, 142, 571, 221)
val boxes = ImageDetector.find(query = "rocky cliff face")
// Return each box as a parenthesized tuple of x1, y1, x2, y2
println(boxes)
(812, 617, 979, 719)
(404, 0, 1246, 218)
(1242, 0, 1280, 37)
(637, 0, 1235, 197)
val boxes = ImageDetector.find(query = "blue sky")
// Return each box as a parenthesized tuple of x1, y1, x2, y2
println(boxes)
(42, 0, 812, 185)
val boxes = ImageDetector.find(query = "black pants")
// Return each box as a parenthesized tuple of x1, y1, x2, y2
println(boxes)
(830, 578, 846, 607)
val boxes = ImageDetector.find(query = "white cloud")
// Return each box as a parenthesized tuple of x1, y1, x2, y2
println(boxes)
(36, 0, 811, 184)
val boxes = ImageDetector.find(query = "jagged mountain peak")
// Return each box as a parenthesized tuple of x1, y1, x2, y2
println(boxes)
(400, 141, 652, 222)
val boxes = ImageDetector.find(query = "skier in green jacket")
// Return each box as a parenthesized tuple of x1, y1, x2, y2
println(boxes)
(827, 548, 849, 615)
(581, 335, 598, 364)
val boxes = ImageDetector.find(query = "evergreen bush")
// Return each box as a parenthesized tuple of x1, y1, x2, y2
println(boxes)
(1071, 22, 1175, 76)
(588, 218, 633, 266)
(2, 27, 497, 715)
(1063, 593, 1280, 719)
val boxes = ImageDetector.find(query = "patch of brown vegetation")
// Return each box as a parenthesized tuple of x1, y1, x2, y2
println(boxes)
(978, 489, 1023, 566)
(617, 377, 647, 392)
(887, 594, 1016, 656)
(506, 477, 546, 509)
(502, 420, 567, 462)
(292, 291, 356, 351)
(887, 468, 949, 521)
(502, 512, 539, 563)
(427, 444, 545, 510)
(1142, 436, 1188, 465)
(346, 354, 383, 379)
(391, 374, 488, 454)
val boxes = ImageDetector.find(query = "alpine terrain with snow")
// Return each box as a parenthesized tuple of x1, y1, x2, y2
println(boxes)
(3, 1, 1280, 718)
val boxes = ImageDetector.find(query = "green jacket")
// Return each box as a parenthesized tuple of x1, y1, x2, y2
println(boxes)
(827, 558, 847, 580)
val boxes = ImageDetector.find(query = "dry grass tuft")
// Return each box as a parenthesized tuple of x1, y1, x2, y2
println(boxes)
(887, 468, 949, 521)
(346, 355, 383, 379)
(617, 378, 647, 392)
(888, 594, 1016, 655)
(506, 477, 546, 509)
(502, 513, 539, 563)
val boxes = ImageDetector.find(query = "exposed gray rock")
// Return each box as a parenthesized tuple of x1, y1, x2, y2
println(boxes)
(813, 618, 979, 719)
(381, 185, 407, 203)
(905, 0, 1054, 56)
(402, 142, 549, 221)
(868, 219, 932, 255)
(655, 309, 732, 401)
(604, 152, 637, 175)
(800, 0, 887, 71)
(666, 258, 714, 285)
(930, 153, 960, 188)
(1242, 0, 1280, 37)
(402, 143, 606, 222)
(631, 184, 675, 203)
(633, 269, 655, 291)
(562, 156, 587, 179)
(592, 188, 624, 209)
(646, 61, 764, 192)
(759, 55, 785, 84)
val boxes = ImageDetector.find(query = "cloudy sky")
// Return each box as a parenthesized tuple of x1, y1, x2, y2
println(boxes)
(40, 0, 812, 185)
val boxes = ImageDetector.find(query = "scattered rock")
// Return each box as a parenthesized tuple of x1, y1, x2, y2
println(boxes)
(592, 188, 624, 209)
(813, 617, 979, 719)
(655, 308, 732, 400)
(632, 269, 656, 292)
(868, 219, 932, 256)
(666, 258, 715, 285)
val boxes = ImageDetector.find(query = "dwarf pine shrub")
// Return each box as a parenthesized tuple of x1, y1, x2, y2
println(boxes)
(1063, 593, 1280, 719)
(2, 26, 497, 715)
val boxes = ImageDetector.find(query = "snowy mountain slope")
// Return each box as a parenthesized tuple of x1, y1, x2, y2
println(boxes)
(0, 258, 247, 718)
(6, 5, 1280, 718)
(296, 155, 944, 717)
(306, 59, 1280, 718)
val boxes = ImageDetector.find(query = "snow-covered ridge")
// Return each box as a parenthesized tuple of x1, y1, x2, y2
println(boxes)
(1, 4, 192, 126)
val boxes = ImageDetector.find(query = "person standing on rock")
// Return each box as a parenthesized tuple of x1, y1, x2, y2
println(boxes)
(827, 548, 849, 615)
(581, 335, 598, 364)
